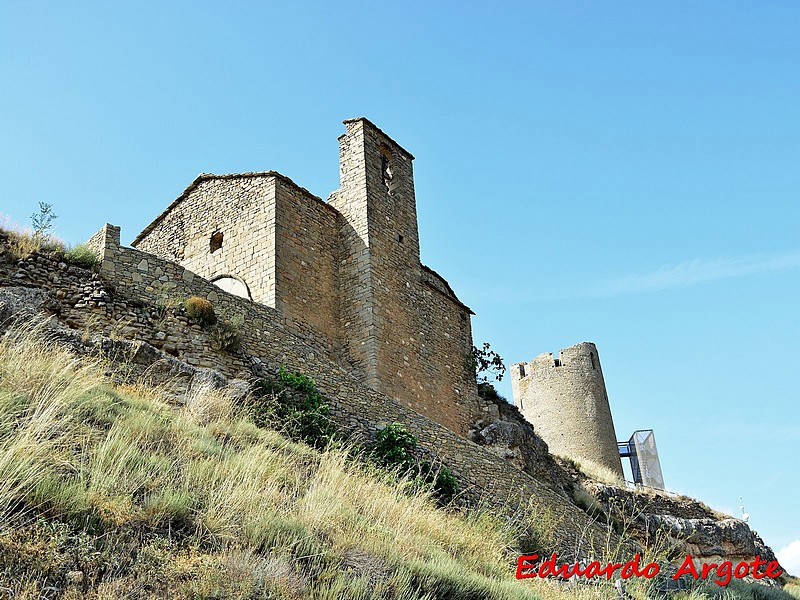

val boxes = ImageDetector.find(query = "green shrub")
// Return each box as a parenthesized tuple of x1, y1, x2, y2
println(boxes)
(248, 367, 335, 448)
(63, 243, 98, 269)
(465, 342, 506, 384)
(373, 422, 460, 505)
(184, 296, 216, 327)
(375, 422, 417, 471)
(429, 463, 459, 501)
(477, 382, 504, 403)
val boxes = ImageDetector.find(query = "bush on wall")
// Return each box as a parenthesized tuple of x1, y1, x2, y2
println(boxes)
(184, 296, 216, 327)
(247, 367, 335, 449)
(373, 422, 460, 505)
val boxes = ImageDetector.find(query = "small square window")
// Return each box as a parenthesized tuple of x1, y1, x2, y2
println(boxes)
(210, 231, 223, 253)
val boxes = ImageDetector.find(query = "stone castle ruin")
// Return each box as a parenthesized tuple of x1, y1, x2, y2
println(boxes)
(132, 118, 479, 436)
(511, 342, 625, 479)
(125, 117, 628, 476)
(130, 118, 647, 488)
(1, 117, 776, 569)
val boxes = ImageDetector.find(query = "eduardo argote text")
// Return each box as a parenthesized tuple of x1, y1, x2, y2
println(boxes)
(516, 552, 783, 586)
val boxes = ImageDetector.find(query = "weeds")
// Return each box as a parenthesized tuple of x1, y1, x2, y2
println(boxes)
(184, 295, 216, 326)
(30, 202, 58, 240)
(562, 455, 626, 488)
(209, 312, 244, 352)
(372, 422, 460, 505)
(1, 214, 65, 259)
(248, 367, 335, 448)
(63, 242, 99, 269)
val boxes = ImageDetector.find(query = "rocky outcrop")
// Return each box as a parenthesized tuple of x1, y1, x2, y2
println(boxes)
(578, 480, 781, 576)
(0, 285, 61, 323)
(469, 383, 784, 577)
(642, 513, 777, 565)
(469, 385, 565, 488)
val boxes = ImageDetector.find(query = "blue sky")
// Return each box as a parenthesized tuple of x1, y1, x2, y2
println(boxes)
(2, 1, 798, 573)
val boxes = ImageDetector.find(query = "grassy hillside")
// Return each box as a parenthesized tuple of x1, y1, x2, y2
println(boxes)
(0, 320, 795, 600)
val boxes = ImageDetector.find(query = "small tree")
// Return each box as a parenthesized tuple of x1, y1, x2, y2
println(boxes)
(466, 342, 506, 384)
(30, 202, 58, 242)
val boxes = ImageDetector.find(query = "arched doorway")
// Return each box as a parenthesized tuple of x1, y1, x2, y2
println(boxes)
(211, 275, 252, 300)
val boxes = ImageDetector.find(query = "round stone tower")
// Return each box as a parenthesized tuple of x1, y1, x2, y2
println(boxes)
(510, 342, 623, 478)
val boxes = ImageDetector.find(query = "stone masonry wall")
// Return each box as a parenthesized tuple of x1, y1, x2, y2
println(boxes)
(132, 173, 279, 308)
(414, 267, 481, 436)
(3, 228, 621, 560)
(273, 179, 340, 356)
(328, 122, 378, 387)
(511, 342, 624, 478)
(330, 118, 481, 436)
(127, 119, 487, 438)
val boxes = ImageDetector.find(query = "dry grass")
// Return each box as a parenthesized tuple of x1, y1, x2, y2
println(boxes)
(785, 577, 800, 599)
(564, 455, 626, 488)
(0, 322, 535, 598)
(0, 215, 65, 259)
(0, 320, 788, 599)
(0, 319, 105, 521)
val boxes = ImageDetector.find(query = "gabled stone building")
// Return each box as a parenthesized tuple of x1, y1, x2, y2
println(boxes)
(133, 118, 480, 435)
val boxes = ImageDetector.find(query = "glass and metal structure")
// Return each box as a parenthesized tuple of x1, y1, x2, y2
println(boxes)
(618, 429, 664, 490)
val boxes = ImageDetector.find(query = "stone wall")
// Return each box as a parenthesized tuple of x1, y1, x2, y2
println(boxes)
(415, 266, 480, 435)
(511, 342, 624, 478)
(328, 121, 377, 387)
(132, 173, 279, 308)
(2, 230, 622, 560)
(273, 179, 340, 353)
(330, 118, 481, 436)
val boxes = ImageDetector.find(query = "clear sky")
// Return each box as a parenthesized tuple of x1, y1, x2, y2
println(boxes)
(2, 1, 798, 574)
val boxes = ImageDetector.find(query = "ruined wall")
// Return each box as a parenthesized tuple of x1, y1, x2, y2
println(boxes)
(87, 224, 335, 370)
(511, 342, 624, 478)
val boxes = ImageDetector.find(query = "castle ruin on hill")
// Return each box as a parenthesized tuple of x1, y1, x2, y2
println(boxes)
(511, 342, 624, 479)
(132, 118, 480, 436)
(1, 117, 777, 570)
(130, 117, 625, 464)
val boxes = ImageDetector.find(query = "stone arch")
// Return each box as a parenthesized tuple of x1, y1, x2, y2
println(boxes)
(210, 274, 252, 300)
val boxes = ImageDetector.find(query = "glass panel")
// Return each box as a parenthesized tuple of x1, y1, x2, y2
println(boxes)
(632, 430, 665, 490)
